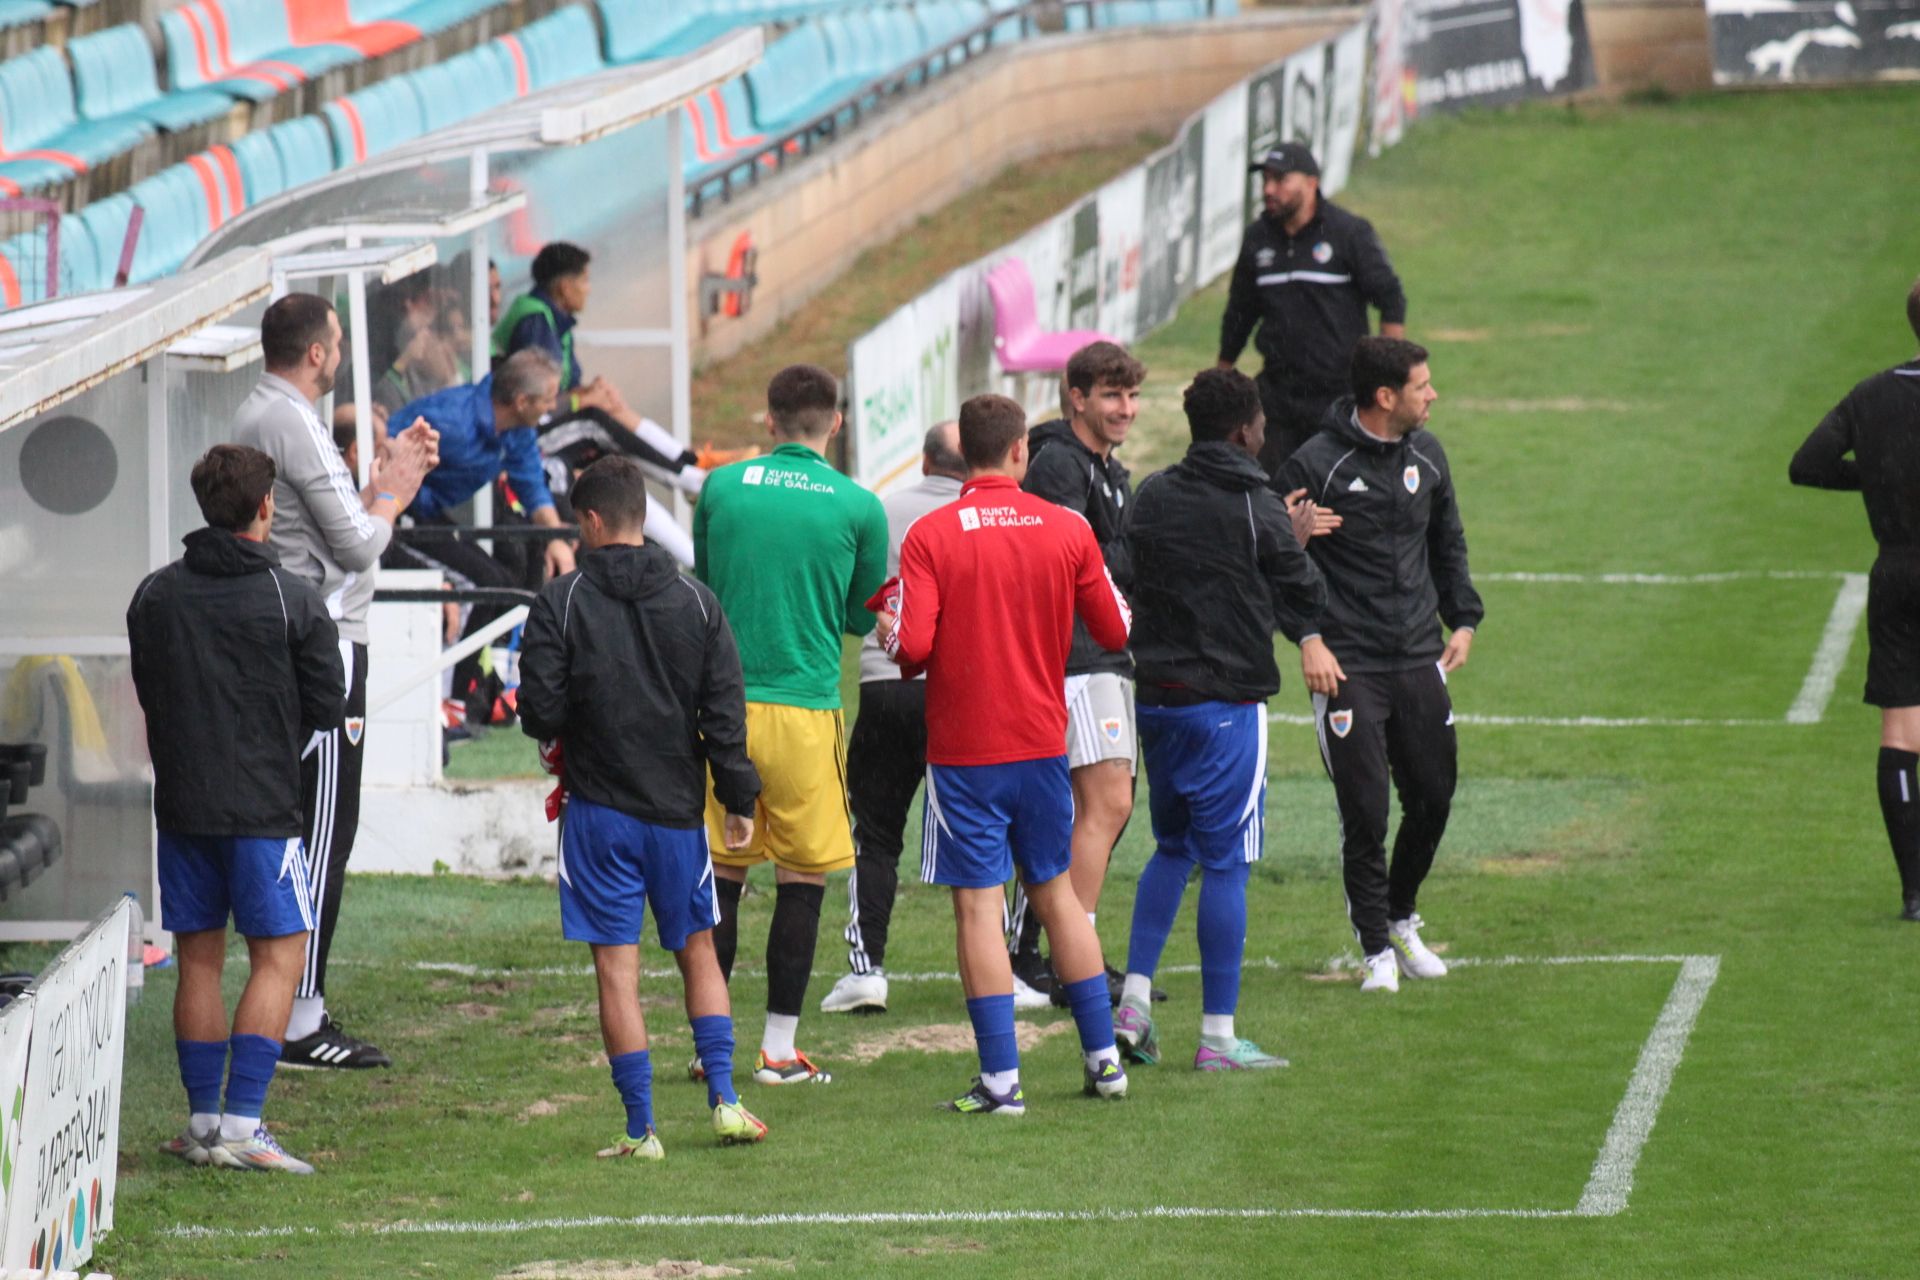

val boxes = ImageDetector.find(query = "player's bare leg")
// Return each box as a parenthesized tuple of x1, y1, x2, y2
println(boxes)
(675, 930, 764, 1144)
(1067, 760, 1132, 915)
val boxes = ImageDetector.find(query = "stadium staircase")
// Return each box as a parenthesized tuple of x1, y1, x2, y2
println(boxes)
(0, 0, 1239, 309)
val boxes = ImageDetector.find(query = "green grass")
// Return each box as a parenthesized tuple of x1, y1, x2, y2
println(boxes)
(50, 85, 1920, 1276)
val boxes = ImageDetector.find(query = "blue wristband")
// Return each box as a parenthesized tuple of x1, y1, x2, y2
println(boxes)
(376, 491, 398, 503)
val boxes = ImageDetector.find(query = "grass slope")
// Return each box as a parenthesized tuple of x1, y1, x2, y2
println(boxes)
(73, 86, 1920, 1277)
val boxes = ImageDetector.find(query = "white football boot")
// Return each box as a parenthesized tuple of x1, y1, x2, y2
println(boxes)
(1360, 949, 1400, 993)
(1388, 914, 1449, 979)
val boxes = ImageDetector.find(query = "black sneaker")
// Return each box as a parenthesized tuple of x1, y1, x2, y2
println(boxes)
(1010, 946, 1055, 997)
(1903, 890, 1920, 922)
(281, 1017, 392, 1070)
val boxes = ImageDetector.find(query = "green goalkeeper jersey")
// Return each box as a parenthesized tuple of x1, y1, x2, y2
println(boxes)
(694, 442, 890, 710)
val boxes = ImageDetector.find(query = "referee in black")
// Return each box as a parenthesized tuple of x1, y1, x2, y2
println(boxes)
(1790, 279, 1920, 921)
(1218, 142, 1407, 477)
(1276, 337, 1482, 994)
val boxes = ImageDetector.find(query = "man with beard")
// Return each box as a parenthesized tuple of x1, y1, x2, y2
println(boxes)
(1218, 143, 1407, 475)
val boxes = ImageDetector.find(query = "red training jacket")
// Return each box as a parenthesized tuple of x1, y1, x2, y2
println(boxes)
(887, 475, 1130, 766)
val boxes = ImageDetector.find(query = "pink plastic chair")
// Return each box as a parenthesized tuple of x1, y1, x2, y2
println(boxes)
(985, 256, 1117, 374)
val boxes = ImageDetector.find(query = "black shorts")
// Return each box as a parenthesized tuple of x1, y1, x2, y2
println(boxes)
(1866, 551, 1920, 708)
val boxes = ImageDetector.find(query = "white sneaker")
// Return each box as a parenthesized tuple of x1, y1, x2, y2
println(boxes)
(1360, 949, 1400, 993)
(820, 969, 888, 1014)
(1388, 914, 1448, 979)
(1011, 975, 1052, 1010)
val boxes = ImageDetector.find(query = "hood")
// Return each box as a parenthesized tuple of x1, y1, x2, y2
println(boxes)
(1321, 397, 1418, 452)
(1027, 416, 1080, 459)
(1181, 441, 1269, 492)
(579, 542, 685, 602)
(182, 527, 279, 577)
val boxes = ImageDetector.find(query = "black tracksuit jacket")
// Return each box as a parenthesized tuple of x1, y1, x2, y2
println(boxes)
(518, 542, 760, 825)
(1275, 402, 1483, 673)
(1219, 198, 1407, 395)
(127, 529, 345, 837)
(1790, 357, 1920, 549)
(1127, 442, 1327, 703)
(1023, 417, 1133, 678)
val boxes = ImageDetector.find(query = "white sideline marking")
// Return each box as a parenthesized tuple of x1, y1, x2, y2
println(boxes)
(1785, 573, 1868, 724)
(1575, 955, 1720, 1215)
(1268, 712, 1777, 729)
(1481, 570, 1848, 584)
(178, 955, 1718, 1239)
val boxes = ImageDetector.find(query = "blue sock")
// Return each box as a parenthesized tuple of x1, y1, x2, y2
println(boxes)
(1197, 861, 1251, 1016)
(176, 1039, 226, 1117)
(689, 1015, 737, 1108)
(1060, 973, 1116, 1055)
(1125, 850, 1192, 978)
(965, 994, 1018, 1076)
(222, 1034, 281, 1121)
(608, 1049, 654, 1139)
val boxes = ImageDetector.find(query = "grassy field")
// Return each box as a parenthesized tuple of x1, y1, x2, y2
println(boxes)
(63, 85, 1920, 1277)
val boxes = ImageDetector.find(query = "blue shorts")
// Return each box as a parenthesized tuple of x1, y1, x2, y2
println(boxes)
(920, 756, 1073, 889)
(558, 796, 720, 950)
(157, 832, 315, 938)
(1139, 701, 1268, 871)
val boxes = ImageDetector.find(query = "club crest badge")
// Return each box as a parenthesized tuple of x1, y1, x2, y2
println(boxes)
(1403, 465, 1420, 495)
(345, 717, 365, 747)
(1329, 710, 1354, 738)
(1100, 717, 1124, 744)
(1255, 247, 1276, 269)
(1312, 241, 1333, 264)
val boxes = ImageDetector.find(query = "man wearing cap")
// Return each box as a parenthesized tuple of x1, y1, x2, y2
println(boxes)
(1219, 142, 1408, 475)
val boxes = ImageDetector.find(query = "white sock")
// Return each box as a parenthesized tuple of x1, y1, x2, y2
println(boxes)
(761, 1012, 799, 1061)
(1084, 1044, 1119, 1072)
(1087, 912, 1097, 928)
(219, 1113, 259, 1143)
(189, 1111, 220, 1139)
(981, 1067, 1020, 1095)
(1121, 973, 1153, 1013)
(285, 995, 325, 1042)
(1201, 1013, 1236, 1047)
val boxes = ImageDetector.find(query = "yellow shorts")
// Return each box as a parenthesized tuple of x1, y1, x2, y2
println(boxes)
(706, 702, 855, 874)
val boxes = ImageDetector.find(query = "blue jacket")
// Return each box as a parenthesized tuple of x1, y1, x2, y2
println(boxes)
(393, 375, 554, 520)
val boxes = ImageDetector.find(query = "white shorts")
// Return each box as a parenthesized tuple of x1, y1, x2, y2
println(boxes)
(1064, 672, 1137, 773)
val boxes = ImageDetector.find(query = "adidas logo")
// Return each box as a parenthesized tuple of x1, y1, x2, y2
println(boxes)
(1347, 477, 1369, 492)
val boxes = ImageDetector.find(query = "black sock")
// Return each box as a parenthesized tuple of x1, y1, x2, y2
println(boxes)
(1878, 748, 1920, 896)
(714, 877, 744, 982)
(765, 882, 824, 1017)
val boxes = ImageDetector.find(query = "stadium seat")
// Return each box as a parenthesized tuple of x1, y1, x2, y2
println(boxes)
(266, 115, 336, 190)
(0, 228, 51, 306)
(514, 5, 605, 89)
(597, 0, 734, 62)
(0, 1, 53, 34)
(228, 127, 286, 204)
(69, 24, 237, 135)
(0, 46, 153, 190)
(410, 44, 517, 134)
(160, 0, 398, 104)
(184, 144, 246, 227)
(746, 23, 863, 134)
(985, 255, 1117, 374)
(55, 213, 101, 295)
(323, 76, 428, 166)
(76, 191, 134, 287)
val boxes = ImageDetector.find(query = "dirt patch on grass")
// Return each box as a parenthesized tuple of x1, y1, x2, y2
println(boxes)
(517, 1094, 594, 1123)
(847, 1020, 1070, 1064)
(887, 1237, 988, 1256)
(500, 1263, 744, 1280)
(1481, 850, 1566, 875)
(453, 1002, 503, 1020)
(1428, 323, 1590, 342)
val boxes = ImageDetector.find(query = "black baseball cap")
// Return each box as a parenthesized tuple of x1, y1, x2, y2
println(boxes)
(1249, 143, 1321, 178)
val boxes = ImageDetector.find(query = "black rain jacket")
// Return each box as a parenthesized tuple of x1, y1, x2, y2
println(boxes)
(1275, 402, 1483, 672)
(127, 529, 344, 837)
(1127, 441, 1326, 703)
(518, 542, 760, 825)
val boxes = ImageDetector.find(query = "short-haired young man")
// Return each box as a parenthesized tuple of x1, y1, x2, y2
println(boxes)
(1276, 338, 1483, 993)
(1008, 341, 1142, 1008)
(1790, 277, 1920, 920)
(129, 445, 346, 1172)
(693, 364, 889, 1084)
(821, 422, 967, 1015)
(1115, 368, 1330, 1070)
(518, 457, 769, 1158)
(880, 394, 1133, 1114)
(232, 292, 438, 1072)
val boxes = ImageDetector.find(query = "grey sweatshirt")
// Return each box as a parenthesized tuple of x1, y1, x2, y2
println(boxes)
(857, 473, 963, 684)
(230, 373, 390, 644)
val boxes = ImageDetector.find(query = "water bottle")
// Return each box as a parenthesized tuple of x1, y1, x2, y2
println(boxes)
(124, 891, 144, 1007)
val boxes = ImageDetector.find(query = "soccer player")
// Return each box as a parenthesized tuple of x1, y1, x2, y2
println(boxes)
(518, 457, 768, 1159)
(1790, 278, 1920, 921)
(1219, 143, 1407, 475)
(1007, 342, 1140, 1008)
(880, 393, 1133, 1114)
(1116, 368, 1330, 1070)
(232, 293, 438, 1071)
(1276, 338, 1483, 993)
(693, 364, 889, 1084)
(820, 422, 966, 1016)
(129, 445, 345, 1172)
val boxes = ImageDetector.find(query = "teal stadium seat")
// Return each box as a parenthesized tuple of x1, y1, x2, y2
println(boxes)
(161, 0, 384, 104)
(598, 0, 735, 62)
(0, 2, 53, 33)
(76, 192, 134, 287)
(55, 213, 102, 295)
(323, 77, 427, 166)
(515, 5, 605, 89)
(70, 24, 237, 134)
(0, 46, 153, 194)
(266, 115, 336, 190)
(228, 128, 286, 204)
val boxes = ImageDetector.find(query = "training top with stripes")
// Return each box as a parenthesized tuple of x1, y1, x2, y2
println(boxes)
(888, 475, 1131, 767)
(1218, 197, 1406, 396)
